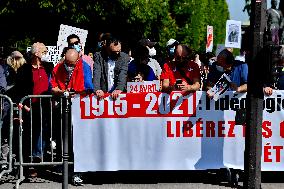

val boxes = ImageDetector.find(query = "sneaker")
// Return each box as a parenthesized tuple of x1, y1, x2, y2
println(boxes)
(72, 174, 84, 186)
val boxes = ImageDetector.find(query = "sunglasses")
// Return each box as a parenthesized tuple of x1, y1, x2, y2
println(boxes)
(69, 41, 80, 46)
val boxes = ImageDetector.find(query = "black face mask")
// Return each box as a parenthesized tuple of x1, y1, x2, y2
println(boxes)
(109, 52, 120, 60)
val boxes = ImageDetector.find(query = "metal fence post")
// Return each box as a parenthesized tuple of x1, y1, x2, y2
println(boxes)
(62, 92, 71, 189)
(244, 1, 267, 189)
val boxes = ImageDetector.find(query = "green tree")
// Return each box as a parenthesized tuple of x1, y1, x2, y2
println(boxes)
(172, 0, 229, 51)
(0, 0, 229, 54)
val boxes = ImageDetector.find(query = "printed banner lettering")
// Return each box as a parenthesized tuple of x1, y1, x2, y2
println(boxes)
(73, 91, 284, 172)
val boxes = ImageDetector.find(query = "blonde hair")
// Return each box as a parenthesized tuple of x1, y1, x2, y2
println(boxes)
(6, 56, 26, 72)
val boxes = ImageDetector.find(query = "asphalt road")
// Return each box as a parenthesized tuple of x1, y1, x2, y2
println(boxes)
(0, 169, 283, 189)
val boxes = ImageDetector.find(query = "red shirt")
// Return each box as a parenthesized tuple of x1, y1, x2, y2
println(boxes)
(32, 66, 49, 95)
(160, 60, 201, 86)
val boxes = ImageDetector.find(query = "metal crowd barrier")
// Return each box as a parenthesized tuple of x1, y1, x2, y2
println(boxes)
(14, 95, 72, 189)
(0, 95, 14, 179)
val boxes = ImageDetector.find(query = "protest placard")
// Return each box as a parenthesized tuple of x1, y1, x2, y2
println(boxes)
(206, 26, 213, 53)
(225, 20, 242, 49)
(207, 73, 231, 101)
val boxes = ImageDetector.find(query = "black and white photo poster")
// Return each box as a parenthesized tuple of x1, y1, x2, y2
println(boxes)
(225, 20, 242, 49)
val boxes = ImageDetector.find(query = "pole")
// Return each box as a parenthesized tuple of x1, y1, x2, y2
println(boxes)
(62, 92, 70, 189)
(244, 0, 267, 189)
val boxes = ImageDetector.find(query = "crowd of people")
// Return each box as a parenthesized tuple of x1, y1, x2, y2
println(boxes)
(0, 32, 279, 185)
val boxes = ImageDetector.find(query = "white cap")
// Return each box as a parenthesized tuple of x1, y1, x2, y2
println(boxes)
(166, 39, 177, 47)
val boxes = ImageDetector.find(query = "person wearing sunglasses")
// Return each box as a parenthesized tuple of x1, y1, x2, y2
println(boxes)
(66, 34, 94, 77)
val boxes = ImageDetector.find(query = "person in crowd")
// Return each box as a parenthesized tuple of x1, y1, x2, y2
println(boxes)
(199, 52, 215, 90)
(161, 44, 201, 93)
(97, 32, 112, 52)
(15, 42, 53, 177)
(138, 38, 162, 79)
(235, 49, 246, 62)
(266, 0, 284, 45)
(206, 49, 248, 95)
(93, 36, 129, 100)
(51, 48, 93, 186)
(67, 34, 94, 74)
(254, 42, 279, 96)
(0, 57, 10, 165)
(166, 39, 179, 61)
(16, 42, 53, 99)
(128, 45, 157, 82)
(51, 48, 93, 95)
(5, 51, 26, 99)
(160, 38, 180, 68)
(0, 57, 7, 95)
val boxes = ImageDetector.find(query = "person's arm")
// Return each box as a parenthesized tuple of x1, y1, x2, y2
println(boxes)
(161, 79, 175, 93)
(50, 66, 64, 96)
(263, 86, 273, 96)
(236, 84, 247, 93)
(114, 53, 129, 92)
(93, 52, 102, 93)
(178, 79, 200, 92)
(51, 86, 64, 95)
(237, 63, 248, 93)
(178, 63, 201, 92)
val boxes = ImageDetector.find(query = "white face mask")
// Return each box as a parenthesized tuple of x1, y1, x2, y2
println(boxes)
(147, 47, 156, 57)
(41, 54, 50, 62)
(209, 59, 215, 65)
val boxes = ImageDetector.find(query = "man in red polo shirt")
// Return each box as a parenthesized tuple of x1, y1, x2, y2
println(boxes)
(16, 42, 54, 177)
(161, 44, 201, 93)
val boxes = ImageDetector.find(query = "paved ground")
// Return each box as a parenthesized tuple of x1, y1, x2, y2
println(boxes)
(0, 169, 283, 189)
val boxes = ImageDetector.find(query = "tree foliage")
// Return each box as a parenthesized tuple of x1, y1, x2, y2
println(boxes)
(0, 0, 229, 54)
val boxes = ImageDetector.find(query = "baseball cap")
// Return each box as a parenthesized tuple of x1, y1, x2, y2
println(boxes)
(138, 38, 157, 47)
(166, 39, 178, 47)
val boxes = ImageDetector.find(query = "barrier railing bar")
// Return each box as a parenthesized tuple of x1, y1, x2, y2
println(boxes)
(29, 98, 32, 163)
(40, 98, 43, 162)
(0, 95, 14, 178)
(50, 98, 53, 162)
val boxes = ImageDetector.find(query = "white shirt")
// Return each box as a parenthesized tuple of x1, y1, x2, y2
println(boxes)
(107, 58, 116, 92)
(148, 58, 162, 78)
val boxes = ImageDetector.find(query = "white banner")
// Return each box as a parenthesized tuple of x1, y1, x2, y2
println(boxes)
(72, 91, 284, 172)
(225, 20, 242, 49)
(206, 26, 213, 53)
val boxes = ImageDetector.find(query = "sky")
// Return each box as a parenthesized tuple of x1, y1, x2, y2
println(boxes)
(226, 0, 272, 23)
